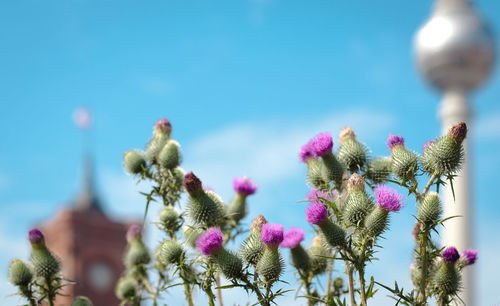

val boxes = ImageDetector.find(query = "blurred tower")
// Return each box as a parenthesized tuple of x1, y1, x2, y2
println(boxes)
(414, 0, 495, 304)
(38, 107, 130, 305)
(39, 156, 129, 305)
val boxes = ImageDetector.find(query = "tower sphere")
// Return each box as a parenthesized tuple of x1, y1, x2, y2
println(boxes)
(414, 2, 495, 92)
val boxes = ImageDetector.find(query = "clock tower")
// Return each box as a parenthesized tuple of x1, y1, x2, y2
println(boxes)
(39, 156, 129, 305)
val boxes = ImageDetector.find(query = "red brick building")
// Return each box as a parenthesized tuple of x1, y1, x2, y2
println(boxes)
(39, 158, 129, 305)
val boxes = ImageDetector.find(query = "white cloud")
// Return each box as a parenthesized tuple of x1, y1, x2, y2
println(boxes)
(183, 108, 396, 197)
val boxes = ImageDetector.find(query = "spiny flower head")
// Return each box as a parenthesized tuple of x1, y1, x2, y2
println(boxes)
(281, 227, 305, 249)
(423, 140, 435, 152)
(261, 223, 284, 246)
(183, 172, 202, 195)
(233, 177, 258, 195)
(154, 118, 172, 136)
(311, 132, 333, 157)
(196, 227, 223, 256)
(250, 214, 268, 233)
(306, 202, 327, 225)
(449, 121, 467, 143)
(375, 185, 404, 212)
(442, 246, 460, 264)
(307, 188, 335, 203)
(126, 224, 143, 242)
(29, 228, 45, 246)
(299, 140, 315, 163)
(387, 133, 405, 151)
(462, 249, 478, 265)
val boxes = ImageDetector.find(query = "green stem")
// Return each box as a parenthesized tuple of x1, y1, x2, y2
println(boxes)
(344, 259, 356, 306)
(179, 267, 194, 306)
(419, 229, 428, 304)
(358, 244, 368, 306)
(206, 287, 216, 306)
(358, 266, 367, 306)
(298, 271, 314, 306)
(241, 275, 267, 306)
(44, 276, 55, 306)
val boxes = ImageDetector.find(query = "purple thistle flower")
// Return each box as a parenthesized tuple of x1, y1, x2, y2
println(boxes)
(233, 177, 258, 196)
(387, 133, 405, 151)
(184, 172, 203, 195)
(28, 229, 45, 245)
(423, 140, 435, 152)
(375, 185, 404, 212)
(311, 132, 333, 157)
(126, 224, 142, 242)
(196, 227, 223, 256)
(449, 121, 467, 143)
(306, 202, 327, 225)
(299, 140, 315, 163)
(281, 227, 305, 249)
(442, 246, 460, 264)
(154, 118, 172, 135)
(261, 223, 284, 246)
(307, 188, 336, 203)
(462, 249, 478, 265)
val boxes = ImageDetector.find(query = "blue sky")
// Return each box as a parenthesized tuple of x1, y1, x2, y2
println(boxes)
(1, 0, 500, 305)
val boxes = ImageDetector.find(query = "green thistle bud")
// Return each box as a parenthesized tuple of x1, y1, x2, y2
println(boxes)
(157, 140, 182, 169)
(309, 236, 329, 276)
(158, 206, 180, 231)
(391, 147, 418, 181)
(145, 131, 169, 162)
(320, 153, 344, 187)
(338, 127, 368, 172)
(185, 173, 225, 226)
(318, 220, 346, 248)
(256, 247, 283, 285)
(187, 190, 225, 226)
(125, 240, 150, 267)
(183, 226, 203, 248)
(8, 259, 33, 287)
(290, 245, 311, 272)
(306, 159, 328, 188)
(115, 277, 137, 300)
(31, 248, 60, 278)
(159, 240, 184, 265)
(240, 231, 265, 265)
(72, 296, 93, 306)
(364, 206, 389, 237)
(366, 157, 392, 184)
(333, 276, 344, 290)
(173, 167, 185, 187)
(226, 193, 247, 223)
(214, 249, 243, 279)
(422, 124, 465, 176)
(343, 189, 373, 227)
(123, 150, 146, 175)
(433, 262, 460, 296)
(418, 192, 442, 225)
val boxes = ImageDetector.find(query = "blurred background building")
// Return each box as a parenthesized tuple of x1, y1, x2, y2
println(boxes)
(39, 156, 128, 305)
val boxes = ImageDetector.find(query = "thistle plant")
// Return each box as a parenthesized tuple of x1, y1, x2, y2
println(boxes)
(7, 229, 92, 305)
(9, 119, 477, 306)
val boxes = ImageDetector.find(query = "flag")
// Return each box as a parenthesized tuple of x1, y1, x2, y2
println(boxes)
(73, 107, 92, 131)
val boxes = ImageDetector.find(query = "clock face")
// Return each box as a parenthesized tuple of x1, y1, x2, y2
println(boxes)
(88, 261, 114, 292)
